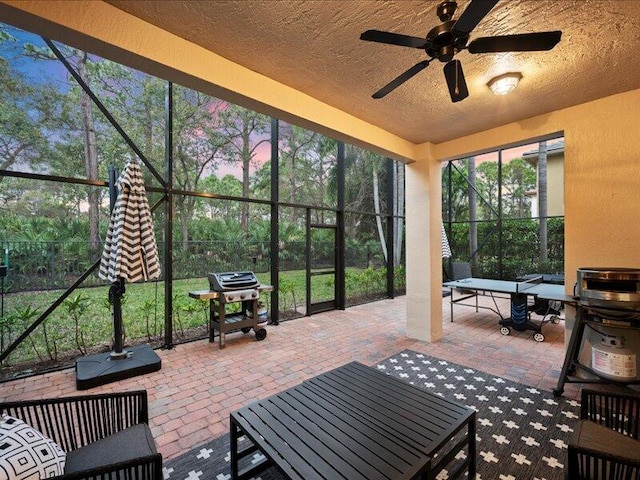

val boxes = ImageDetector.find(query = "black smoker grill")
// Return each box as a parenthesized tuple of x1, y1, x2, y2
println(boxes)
(206, 271, 267, 348)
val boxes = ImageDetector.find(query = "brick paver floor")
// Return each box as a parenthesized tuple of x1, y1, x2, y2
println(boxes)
(1, 294, 578, 460)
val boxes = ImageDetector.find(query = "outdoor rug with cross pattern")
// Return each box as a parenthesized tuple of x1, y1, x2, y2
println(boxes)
(163, 349, 581, 480)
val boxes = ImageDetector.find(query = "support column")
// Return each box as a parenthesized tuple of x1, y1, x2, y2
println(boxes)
(405, 150, 443, 342)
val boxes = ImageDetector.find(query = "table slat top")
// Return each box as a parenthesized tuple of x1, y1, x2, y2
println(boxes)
(232, 361, 474, 480)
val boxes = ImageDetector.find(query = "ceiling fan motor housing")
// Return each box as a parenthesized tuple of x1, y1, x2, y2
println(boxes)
(425, 20, 468, 62)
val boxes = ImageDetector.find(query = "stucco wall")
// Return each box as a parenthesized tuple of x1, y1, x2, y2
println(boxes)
(546, 155, 564, 217)
(405, 143, 443, 342)
(433, 89, 640, 286)
(428, 91, 640, 352)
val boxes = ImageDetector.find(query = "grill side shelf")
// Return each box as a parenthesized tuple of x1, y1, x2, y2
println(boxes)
(189, 284, 274, 300)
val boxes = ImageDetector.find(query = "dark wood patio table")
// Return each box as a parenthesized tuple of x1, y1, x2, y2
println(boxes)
(230, 361, 476, 480)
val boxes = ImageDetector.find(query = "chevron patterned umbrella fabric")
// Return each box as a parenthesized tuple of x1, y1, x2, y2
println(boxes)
(99, 159, 160, 283)
(442, 222, 452, 258)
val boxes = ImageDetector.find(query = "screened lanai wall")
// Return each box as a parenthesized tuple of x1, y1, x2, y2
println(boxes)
(4, 0, 640, 378)
(442, 135, 566, 281)
(0, 22, 406, 380)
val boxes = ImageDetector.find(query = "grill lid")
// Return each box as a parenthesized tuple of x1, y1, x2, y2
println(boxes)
(209, 271, 260, 291)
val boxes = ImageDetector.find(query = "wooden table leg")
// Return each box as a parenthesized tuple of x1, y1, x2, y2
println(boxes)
(230, 418, 240, 480)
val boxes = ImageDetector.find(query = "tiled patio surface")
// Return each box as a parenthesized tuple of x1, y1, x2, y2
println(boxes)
(1, 293, 579, 461)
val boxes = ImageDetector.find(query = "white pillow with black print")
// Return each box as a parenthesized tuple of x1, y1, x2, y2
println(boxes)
(0, 414, 66, 479)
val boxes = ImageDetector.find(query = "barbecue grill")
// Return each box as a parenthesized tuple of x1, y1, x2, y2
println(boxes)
(205, 271, 267, 348)
(554, 267, 640, 396)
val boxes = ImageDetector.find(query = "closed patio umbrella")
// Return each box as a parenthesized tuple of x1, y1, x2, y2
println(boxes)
(76, 158, 161, 389)
(442, 222, 452, 259)
(99, 158, 160, 355)
(442, 223, 453, 291)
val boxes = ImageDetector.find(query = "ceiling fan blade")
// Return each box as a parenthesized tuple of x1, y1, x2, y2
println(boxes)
(453, 0, 500, 34)
(443, 60, 469, 103)
(372, 60, 431, 99)
(360, 29, 427, 49)
(468, 31, 562, 53)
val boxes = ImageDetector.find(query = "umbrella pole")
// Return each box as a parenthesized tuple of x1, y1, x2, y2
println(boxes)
(109, 277, 127, 359)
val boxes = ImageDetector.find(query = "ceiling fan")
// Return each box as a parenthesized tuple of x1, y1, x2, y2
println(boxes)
(360, 0, 562, 102)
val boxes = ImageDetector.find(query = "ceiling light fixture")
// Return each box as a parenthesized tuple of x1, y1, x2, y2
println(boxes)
(488, 72, 522, 95)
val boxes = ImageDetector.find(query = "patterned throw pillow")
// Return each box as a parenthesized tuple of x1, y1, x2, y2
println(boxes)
(0, 414, 66, 479)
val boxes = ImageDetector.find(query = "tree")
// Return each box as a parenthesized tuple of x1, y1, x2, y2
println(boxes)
(475, 160, 499, 219)
(538, 141, 548, 263)
(310, 135, 338, 212)
(501, 158, 535, 218)
(442, 161, 471, 221)
(76, 51, 100, 251)
(444, 154, 536, 269)
(172, 87, 231, 251)
(392, 161, 404, 267)
(193, 174, 243, 221)
(18, 40, 109, 250)
(278, 124, 318, 223)
(337, 145, 394, 265)
(372, 169, 386, 262)
(218, 104, 269, 232)
(0, 32, 54, 183)
(468, 157, 477, 265)
(371, 160, 406, 267)
(1, 30, 106, 260)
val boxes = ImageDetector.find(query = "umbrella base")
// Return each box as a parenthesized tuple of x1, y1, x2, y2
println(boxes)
(75, 344, 161, 390)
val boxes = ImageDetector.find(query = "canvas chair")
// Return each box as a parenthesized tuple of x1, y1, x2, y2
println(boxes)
(566, 387, 640, 479)
(0, 390, 162, 479)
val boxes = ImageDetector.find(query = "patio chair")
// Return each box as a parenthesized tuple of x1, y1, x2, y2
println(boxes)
(566, 387, 640, 479)
(450, 261, 477, 301)
(452, 262, 473, 281)
(0, 390, 162, 479)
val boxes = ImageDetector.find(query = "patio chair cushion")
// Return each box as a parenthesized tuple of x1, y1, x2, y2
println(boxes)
(63, 423, 156, 475)
(0, 414, 66, 478)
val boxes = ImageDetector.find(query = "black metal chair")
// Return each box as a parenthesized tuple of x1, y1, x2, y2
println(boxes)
(1, 390, 162, 479)
(567, 387, 640, 479)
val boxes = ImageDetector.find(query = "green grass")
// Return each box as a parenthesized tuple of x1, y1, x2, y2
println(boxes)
(0, 267, 403, 371)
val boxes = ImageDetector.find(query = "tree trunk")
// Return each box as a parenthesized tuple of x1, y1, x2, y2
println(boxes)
(372, 170, 387, 262)
(538, 141, 548, 264)
(77, 51, 100, 252)
(143, 82, 154, 158)
(178, 194, 196, 252)
(468, 157, 477, 268)
(241, 115, 251, 233)
(393, 162, 405, 267)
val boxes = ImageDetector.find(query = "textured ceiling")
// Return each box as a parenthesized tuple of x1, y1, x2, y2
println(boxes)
(105, 0, 640, 144)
